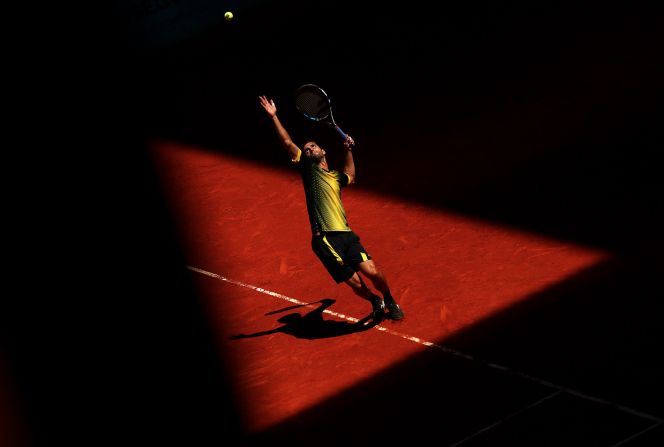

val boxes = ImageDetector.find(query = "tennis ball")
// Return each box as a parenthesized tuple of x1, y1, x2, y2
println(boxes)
(224, 11, 233, 21)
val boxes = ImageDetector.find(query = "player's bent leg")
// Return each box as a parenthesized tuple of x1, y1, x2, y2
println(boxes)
(358, 260, 404, 321)
(358, 260, 390, 295)
(345, 273, 385, 320)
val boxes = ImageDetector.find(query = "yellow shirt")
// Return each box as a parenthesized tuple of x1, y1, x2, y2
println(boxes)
(293, 148, 351, 234)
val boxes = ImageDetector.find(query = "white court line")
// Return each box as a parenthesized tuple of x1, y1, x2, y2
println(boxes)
(449, 390, 563, 446)
(610, 420, 662, 447)
(188, 266, 663, 425)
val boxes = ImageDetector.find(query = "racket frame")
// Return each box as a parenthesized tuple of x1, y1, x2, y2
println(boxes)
(295, 84, 351, 143)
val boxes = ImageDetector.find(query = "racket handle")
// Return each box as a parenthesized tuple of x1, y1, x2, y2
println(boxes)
(334, 126, 355, 148)
(334, 125, 347, 140)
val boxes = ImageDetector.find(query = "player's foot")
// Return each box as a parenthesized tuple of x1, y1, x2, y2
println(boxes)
(384, 296, 404, 321)
(369, 295, 385, 321)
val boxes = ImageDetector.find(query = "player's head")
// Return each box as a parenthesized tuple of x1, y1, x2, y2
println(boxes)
(302, 140, 326, 162)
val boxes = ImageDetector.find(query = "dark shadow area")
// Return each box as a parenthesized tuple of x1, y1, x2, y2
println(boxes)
(440, 256, 664, 419)
(229, 298, 377, 340)
(623, 423, 664, 447)
(5, 1, 662, 446)
(4, 104, 245, 446)
(4, 3, 248, 446)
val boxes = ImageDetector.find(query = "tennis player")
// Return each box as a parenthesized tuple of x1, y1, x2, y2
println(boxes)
(259, 95, 404, 321)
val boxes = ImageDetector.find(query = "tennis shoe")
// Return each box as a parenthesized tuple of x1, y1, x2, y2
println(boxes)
(370, 295, 385, 321)
(384, 297, 404, 321)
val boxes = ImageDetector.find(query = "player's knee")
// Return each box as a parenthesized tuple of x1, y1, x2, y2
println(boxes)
(362, 263, 380, 277)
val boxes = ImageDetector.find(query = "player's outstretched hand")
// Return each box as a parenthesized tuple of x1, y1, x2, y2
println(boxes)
(259, 95, 277, 117)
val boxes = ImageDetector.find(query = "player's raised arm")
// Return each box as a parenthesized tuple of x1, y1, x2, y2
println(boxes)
(259, 95, 300, 161)
(342, 134, 355, 184)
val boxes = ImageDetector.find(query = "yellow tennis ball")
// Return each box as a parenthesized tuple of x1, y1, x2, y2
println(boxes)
(224, 11, 234, 21)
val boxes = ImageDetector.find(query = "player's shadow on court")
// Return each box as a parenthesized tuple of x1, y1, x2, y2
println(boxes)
(229, 299, 377, 340)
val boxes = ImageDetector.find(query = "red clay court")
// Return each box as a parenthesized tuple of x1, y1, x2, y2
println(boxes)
(3, 2, 663, 446)
(146, 137, 662, 444)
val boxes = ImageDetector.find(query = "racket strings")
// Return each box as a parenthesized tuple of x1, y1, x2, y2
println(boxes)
(295, 91, 330, 120)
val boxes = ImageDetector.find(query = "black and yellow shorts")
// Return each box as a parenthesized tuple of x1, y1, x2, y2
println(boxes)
(311, 231, 372, 283)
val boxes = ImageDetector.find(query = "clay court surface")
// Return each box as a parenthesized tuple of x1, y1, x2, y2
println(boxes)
(146, 139, 662, 445)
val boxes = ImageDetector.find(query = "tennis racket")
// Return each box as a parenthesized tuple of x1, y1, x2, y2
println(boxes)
(294, 84, 354, 148)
